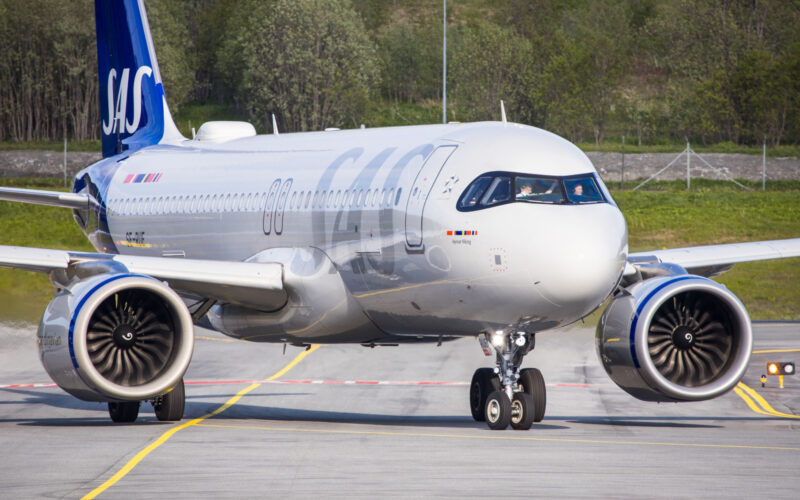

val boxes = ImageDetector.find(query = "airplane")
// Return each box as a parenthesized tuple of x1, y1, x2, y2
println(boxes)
(1, 0, 799, 430)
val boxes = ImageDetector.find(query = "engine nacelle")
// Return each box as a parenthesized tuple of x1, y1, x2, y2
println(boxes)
(37, 273, 194, 402)
(596, 275, 752, 402)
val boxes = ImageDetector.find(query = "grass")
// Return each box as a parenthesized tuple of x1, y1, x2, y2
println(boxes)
(613, 188, 800, 320)
(364, 99, 444, 128)
(1, 180, 798, 323)
(615, 178, 800, 192)
(0, 195, 94, 322)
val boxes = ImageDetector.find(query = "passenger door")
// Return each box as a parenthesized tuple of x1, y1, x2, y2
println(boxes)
(274, 178, 293, 235)
(262, 178, 281, 235)
(404, 146, 457, 247)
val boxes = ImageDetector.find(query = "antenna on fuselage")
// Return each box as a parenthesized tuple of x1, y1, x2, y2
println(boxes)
(500, 100, 507, 126)
(272, 114, 279, 136)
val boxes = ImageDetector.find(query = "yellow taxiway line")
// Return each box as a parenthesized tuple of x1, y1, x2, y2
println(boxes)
(81, 345, 320, 499)
(752, 348, 800, 354)
(734, 382, 800, 420)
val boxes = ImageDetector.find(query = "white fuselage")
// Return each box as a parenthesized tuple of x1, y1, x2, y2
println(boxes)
(77, 122, 628, 342)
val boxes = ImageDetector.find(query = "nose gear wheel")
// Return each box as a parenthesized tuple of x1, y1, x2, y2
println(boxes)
(485, 390, 511, 430)
(470, 368, 501, 421)
(472, 331, 546, 430)
(510, 392, 535, 430)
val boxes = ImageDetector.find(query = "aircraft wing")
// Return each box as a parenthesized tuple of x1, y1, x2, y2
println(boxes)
(0, 245, 286, 311)
(627, 238, 800, 277)
(0, 186, 97, 209)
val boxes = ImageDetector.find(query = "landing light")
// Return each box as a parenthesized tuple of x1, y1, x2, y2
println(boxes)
(492, 331, 505, 347)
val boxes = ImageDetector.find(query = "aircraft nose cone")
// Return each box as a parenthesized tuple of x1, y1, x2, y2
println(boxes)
(526, 204, 627, 313)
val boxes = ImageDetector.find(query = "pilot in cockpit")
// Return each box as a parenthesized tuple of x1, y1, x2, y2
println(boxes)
(516, 182, 534, 200)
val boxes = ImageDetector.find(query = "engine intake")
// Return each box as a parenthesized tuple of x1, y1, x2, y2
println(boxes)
(37, 274, 194, 402)
(596, 275, 752, 402)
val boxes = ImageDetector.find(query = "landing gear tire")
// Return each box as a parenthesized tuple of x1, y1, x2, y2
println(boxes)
(154, 379, 185, 422)
(510, 392, 535, 430)
(470, 368, 501, 421)
(485, 390, 512, 430)
(519, 368, 546, 422)
(108, 401, 140, 423)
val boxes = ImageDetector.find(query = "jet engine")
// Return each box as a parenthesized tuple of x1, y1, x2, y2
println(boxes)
(37, 273, 194, 402)
(596, 275, 752, 402)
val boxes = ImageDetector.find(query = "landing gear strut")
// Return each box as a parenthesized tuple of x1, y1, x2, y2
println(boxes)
(470, 331, 546, 430)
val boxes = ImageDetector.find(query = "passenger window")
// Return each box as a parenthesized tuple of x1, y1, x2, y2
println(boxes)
(395, 187, 403, 206)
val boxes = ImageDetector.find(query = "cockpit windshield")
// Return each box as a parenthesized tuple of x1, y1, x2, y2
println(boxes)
(458, 172, 606, 211)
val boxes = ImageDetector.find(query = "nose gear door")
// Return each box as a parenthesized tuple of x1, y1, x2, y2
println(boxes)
(404, 145, 457, 247)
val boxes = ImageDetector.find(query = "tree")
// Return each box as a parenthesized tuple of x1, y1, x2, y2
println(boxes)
(221, 0, 379, 132)
(147, 0, 195, 112)
(376, 17, 441, 104)
(450, 21, 534, 123)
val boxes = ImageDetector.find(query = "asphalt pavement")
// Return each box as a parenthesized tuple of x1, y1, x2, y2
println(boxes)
(1, 321, 798, 499)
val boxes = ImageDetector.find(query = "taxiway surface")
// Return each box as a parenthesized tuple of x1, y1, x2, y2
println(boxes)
(1, 322, 798, 498)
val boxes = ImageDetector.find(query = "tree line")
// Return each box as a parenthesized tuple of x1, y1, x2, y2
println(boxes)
(0, 0, 798, 146)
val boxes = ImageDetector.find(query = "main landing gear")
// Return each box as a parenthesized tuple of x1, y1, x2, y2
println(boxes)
(470, 331, 546, 430)
(108, 379, 186, 423)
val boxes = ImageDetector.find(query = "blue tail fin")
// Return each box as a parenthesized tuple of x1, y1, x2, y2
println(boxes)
(95, 0, 183, 157)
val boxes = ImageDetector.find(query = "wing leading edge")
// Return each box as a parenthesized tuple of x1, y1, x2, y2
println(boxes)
(0, 245, 286, 311)
(0, 187, 97, 210)
(627, 238, 800, 277)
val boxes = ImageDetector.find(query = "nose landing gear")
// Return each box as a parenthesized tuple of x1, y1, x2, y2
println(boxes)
(470, 331, 546, 430)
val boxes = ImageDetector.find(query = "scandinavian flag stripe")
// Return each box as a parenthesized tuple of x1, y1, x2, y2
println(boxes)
(123, 173, 162, 184)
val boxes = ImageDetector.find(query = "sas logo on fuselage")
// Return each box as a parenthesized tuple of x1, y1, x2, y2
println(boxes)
(102, 66, 153, 136)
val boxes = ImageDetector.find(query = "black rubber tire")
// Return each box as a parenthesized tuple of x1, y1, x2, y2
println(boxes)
(485, 390, 512, 430)
(108, 401, 140, 423)
(510, 392, 535, 430)
(519, 368, 546, 422)
(470, 368, 501, 421)
(154, 379, 185, 422)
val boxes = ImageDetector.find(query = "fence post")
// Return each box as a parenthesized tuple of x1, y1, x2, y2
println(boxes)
(686, 138, 690, 190)
(762, 136, 766, 191)
(620, 135, 625, 190)
(63, 134, 67, 187)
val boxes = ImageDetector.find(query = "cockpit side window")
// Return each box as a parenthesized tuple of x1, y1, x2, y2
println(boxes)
(480, 176, 511, 206)
(564, 177, 603, 204)
(458, 176, 493, 209)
